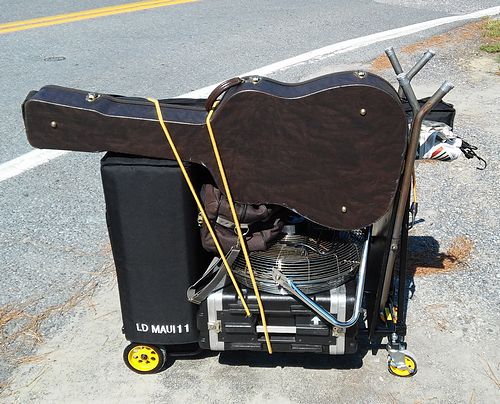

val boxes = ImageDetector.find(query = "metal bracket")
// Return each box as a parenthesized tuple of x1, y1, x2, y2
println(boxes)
(207, 320, 221, 333)
(332, 326, 345, 337)
(387, 348, 407, 368)
(386, 334, 416, 375)
(85, 92, 100, 102)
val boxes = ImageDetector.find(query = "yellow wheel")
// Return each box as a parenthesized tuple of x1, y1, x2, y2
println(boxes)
(388, 354, 417, 377)
(124, 343, 166, 374)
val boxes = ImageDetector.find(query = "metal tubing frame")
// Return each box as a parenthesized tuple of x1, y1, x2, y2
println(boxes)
(273, 226, 372, 329)
(396, 195, 410, 336)
(397, 73, 420, 115)
(379, 82, 454, 310)
(385, 47, 436, 108)
(385, 47, 403, 75)
(407, 50, 435, 81)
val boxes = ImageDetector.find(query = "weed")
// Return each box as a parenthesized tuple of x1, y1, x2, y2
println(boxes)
(479, 43, 500, 53)
(480, 19, 500, 54)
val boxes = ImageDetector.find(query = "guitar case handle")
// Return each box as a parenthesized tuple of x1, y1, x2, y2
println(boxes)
(205, 77, 244, 111)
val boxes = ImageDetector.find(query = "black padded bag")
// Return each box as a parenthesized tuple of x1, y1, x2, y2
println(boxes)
(101, 152, 205, 349)
(403, 98, 456, 129)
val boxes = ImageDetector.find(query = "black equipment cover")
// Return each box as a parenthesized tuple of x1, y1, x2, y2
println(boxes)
(101, 153, 206, 348)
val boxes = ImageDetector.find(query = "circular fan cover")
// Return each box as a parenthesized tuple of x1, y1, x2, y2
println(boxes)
(233, 232, 362, 295)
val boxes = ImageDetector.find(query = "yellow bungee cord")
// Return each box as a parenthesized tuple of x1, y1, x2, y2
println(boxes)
(205, 106, 272, 354)
(147, 98, 251, 318)
(411, 169, 417, 204)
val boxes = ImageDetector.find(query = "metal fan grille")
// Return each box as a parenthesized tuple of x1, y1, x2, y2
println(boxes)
(233, 232, 363, 294)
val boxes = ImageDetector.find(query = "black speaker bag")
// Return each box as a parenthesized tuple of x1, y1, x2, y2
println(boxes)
(101, 152, 204, 347)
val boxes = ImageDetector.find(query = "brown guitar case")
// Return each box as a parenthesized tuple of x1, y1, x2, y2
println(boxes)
(22, 71, 408, 230)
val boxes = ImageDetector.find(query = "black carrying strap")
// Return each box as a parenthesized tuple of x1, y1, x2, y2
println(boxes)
(460, 140, 487, 170)
(205, 77, 244, 111)
(187, 248, 241, 304)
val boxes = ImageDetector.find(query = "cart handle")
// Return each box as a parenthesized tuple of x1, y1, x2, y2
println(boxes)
(380, 81, 454, 310)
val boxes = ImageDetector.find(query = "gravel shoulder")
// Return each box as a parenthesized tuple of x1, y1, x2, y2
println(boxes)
(2, 21, 499, 404)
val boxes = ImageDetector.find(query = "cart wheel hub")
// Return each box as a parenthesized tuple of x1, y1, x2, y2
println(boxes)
(388, 355, 417, 377)
(127, 345, 159, 372)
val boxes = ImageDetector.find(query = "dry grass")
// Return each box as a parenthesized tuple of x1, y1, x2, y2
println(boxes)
(0, 302, 41, 346)
(370, 20, 486, 71)
(408, 235, 474, 277)
(14, 353, 51, 365)
(371, 54, 392, 71)
(402, 21, 484, 54)
(481, 357, 500, 389)
(0, 246, 115, 378)
(425, 303, 449, 331)
(0, 269, 109, 396)
(0, 281, 98, 392)
(0, 280, 98, 363)
(0, 380, 11, 390)
(0, 380, 12, 400)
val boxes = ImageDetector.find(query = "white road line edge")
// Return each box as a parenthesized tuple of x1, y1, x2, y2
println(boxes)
(184, 5, 500, 98)
(0, 149, 69, 182)
(1, 5, 499, 183)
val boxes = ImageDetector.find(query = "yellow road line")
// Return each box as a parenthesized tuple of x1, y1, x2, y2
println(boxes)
(0, 0, 196, 34)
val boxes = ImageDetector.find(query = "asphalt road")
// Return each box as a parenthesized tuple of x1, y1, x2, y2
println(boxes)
(1, 0, 498, 163)
(1, 0, 499, 402)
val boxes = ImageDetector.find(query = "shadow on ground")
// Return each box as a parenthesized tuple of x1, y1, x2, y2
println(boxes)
(161, 234, 473, 374)
(218, 349, 366, 370)
(160, 336, 374, 371)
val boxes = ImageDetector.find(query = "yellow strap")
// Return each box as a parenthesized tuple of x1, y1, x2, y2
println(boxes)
(205, 108, 273, 354)
(411, 169, 417, 204)
(147, 98, 251, 317)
